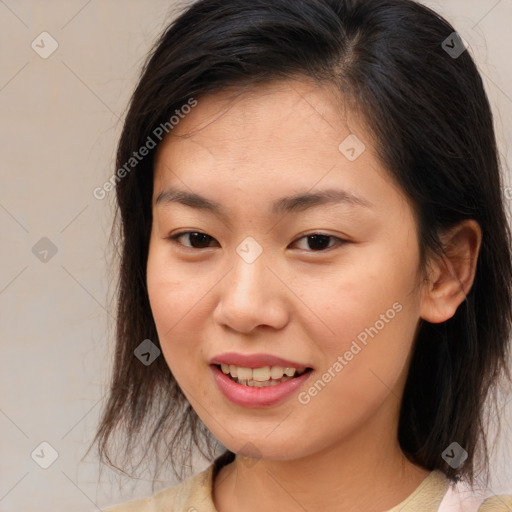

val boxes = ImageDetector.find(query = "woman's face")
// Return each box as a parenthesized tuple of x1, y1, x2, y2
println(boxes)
(146, 79, 425, 460)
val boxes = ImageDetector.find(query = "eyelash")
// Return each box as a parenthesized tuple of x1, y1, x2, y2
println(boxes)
(168, 231, 347, 252)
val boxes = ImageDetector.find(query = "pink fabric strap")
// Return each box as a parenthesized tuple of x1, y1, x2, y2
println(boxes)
(438, 482, 491, 511)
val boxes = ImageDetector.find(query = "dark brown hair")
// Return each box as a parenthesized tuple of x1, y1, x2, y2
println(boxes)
(90, 0, 512, 487)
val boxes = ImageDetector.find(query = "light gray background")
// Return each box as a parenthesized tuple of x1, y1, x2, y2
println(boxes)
(1, 1, 511, 511)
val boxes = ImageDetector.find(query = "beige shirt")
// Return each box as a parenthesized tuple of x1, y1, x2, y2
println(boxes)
(104, 456, 512, 512)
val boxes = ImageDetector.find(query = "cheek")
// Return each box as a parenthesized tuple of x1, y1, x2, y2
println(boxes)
(292, 243, 421, 405)
(146, 247, 209, 379)
(293, 295, 417, 441)
(293, 245, 420, 350)
(146, 238, 214, 327)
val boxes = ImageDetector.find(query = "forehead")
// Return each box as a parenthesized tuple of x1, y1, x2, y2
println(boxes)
(157, 80, 363, 169)
(151, 78, 407, 220)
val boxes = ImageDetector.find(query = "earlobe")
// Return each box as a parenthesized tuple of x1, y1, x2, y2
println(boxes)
(420, 220, 482, 324)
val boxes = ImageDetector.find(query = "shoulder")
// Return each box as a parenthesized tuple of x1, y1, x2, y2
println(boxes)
(440, 476, 512, 512)
(478, 495, 512, 511)
(103, 464, 216, 512)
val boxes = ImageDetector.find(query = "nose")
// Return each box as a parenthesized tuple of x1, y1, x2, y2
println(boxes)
(213, 249, 290, 334)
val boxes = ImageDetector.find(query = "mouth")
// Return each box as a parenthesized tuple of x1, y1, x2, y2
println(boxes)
(211, 364, 313, 388)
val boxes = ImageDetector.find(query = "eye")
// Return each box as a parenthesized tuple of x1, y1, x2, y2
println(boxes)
(169, 231, 219, 249)
(168, 231, 346, 252)
(292, 233, 345, 251)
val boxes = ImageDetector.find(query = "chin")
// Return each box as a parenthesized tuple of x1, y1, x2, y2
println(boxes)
(218, 435, 310, 463)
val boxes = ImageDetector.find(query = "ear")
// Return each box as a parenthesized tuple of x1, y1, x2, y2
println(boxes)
(420, 219, 482, 324)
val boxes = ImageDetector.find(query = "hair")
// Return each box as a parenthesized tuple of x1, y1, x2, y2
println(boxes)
(90, 0, 512, 488)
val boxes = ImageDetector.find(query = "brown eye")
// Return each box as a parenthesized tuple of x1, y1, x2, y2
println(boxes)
(293, 233, 345, 252)
(170, 231, 218, 249)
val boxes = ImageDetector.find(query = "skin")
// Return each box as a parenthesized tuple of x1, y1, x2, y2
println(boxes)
(146, 78, 481, 512)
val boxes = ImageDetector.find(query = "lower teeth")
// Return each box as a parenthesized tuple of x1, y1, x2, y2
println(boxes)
(231, 375, 294, 387)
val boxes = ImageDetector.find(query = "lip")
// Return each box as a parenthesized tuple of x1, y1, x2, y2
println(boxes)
(210, 364, 313, 408)
(209, 352, 311, 369)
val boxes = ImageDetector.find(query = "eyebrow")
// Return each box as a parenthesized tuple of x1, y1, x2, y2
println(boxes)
(154, 186, 373, 217)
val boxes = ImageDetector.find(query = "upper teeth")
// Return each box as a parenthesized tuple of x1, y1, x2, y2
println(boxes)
(220, 364, 306, 381)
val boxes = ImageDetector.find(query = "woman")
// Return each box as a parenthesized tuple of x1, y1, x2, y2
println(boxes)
(92, 1, 512, 510)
